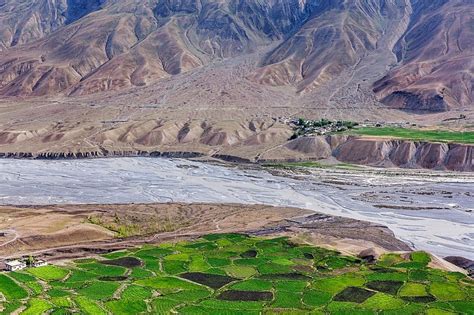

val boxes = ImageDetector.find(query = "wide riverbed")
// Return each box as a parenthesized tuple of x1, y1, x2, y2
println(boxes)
(1, 158, 473, 259)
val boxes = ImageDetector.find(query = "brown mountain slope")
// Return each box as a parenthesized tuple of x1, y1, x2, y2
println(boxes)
(0, 0, 314, 97)
(373, 0, 474, 112)
(0, 0, 472, 112)
(0, 0, 107, 51)
(251, 0, 411, 93)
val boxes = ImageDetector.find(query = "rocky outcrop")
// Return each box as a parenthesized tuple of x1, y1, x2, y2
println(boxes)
(333, 137, 473, 171)
(284, 137, 332, 159)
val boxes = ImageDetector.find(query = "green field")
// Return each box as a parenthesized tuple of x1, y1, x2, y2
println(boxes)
(0, 234, 472, 314)
(350, 127, 474, 144)
(263, 161, 362, 170)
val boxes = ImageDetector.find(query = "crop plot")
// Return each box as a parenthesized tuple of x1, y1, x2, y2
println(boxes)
(0, 234, 472, 314)
(180, 272, 237, 289)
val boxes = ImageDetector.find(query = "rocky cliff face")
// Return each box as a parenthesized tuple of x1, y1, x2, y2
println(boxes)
(0, 0, 471, 112)
(276, 135, 474, 172)
(2, 122, 473, 171)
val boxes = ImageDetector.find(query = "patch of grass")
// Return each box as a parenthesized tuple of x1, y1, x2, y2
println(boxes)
(7, 272, 36, 283)
(447, 301, 474, 314)
(234, 258, 268, 266)
(105, 299, 148, 315)
(312, 273, 365, 294)
(188, 255, 210, 272)
(272, 290, 303, 309)
(28, 266, 69, 281)
(0, 301, 22, 314)
(399, 283, 429, 297)
(302, 290, 332, 307)
(26, 281, 43, 295)
(101, 250, 130, 259)
(77, 281, 120, 300)
(136, 276, 202, 291)
(51, 296, 72, 308)
(164, 289, 211, 302)
(350, 127, 474, 144)
(377, 253, 404, 267)
(48, 288, 69, 298)
(430, 282, 466, 301)
(130, 267, 154, 279)
(410, 252, 431, 266)
(22, 298, 52, 315)
(366, 272, 407, 282)
(121, 284, 153, 300)
(361, 293, 405, 310)
(78, 262, 126, 277)
(409, 269, 430, 282)
(224, 265, 257, 278)
(151, 298, 182, 313)
(257, 263, 292, 275)
(140, 257, 161, 273)
(164, 253, 190, 261)
(381, 303, 426, 315)
(207, 257, 231, 267)
(162, 260, 188, 275)
(426, 309, 458, 315)
(199, 299, 266, 311)
(0, 274, 29, 300)
(394, 261, 428, 269)
(74, 296, 107, 315)
(321, 256, 356, 269)
(64, 269, 97, 283)
(326, 301, 361, 313)
(134, 247, 173, 258)
(275, 280, 308, 292)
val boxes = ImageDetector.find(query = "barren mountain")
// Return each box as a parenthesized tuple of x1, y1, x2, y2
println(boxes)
(0, 0, 471, 113)
(374, 0, 474, 111)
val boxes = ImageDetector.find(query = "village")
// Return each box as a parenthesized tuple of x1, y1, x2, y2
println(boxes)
(289, 118, 360, 139)
(288, 117, 419, 139)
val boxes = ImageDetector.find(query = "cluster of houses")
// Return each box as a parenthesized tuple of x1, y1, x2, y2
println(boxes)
(288, 117, 420, 140)
(5, 259, 47, 272)
(290, 118, 359, 138)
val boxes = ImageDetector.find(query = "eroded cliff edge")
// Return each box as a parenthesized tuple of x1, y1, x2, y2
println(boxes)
(1, 135, 473, 172)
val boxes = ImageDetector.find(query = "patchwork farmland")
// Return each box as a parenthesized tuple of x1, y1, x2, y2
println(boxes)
(0, 234, 473, 314)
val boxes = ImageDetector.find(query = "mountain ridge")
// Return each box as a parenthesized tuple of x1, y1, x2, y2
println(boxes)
(0, 0, 472, 113)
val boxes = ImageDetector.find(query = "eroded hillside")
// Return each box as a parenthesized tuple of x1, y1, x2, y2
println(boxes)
(0, 0, 471, 112)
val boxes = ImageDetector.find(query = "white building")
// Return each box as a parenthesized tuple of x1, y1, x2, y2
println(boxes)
(5, 260, 26, 271)
(32, 260, 48, 268)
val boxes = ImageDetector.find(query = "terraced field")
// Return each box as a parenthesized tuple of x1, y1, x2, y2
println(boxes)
(0, 234, 473, 314)
(351, 127, 474, 144)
